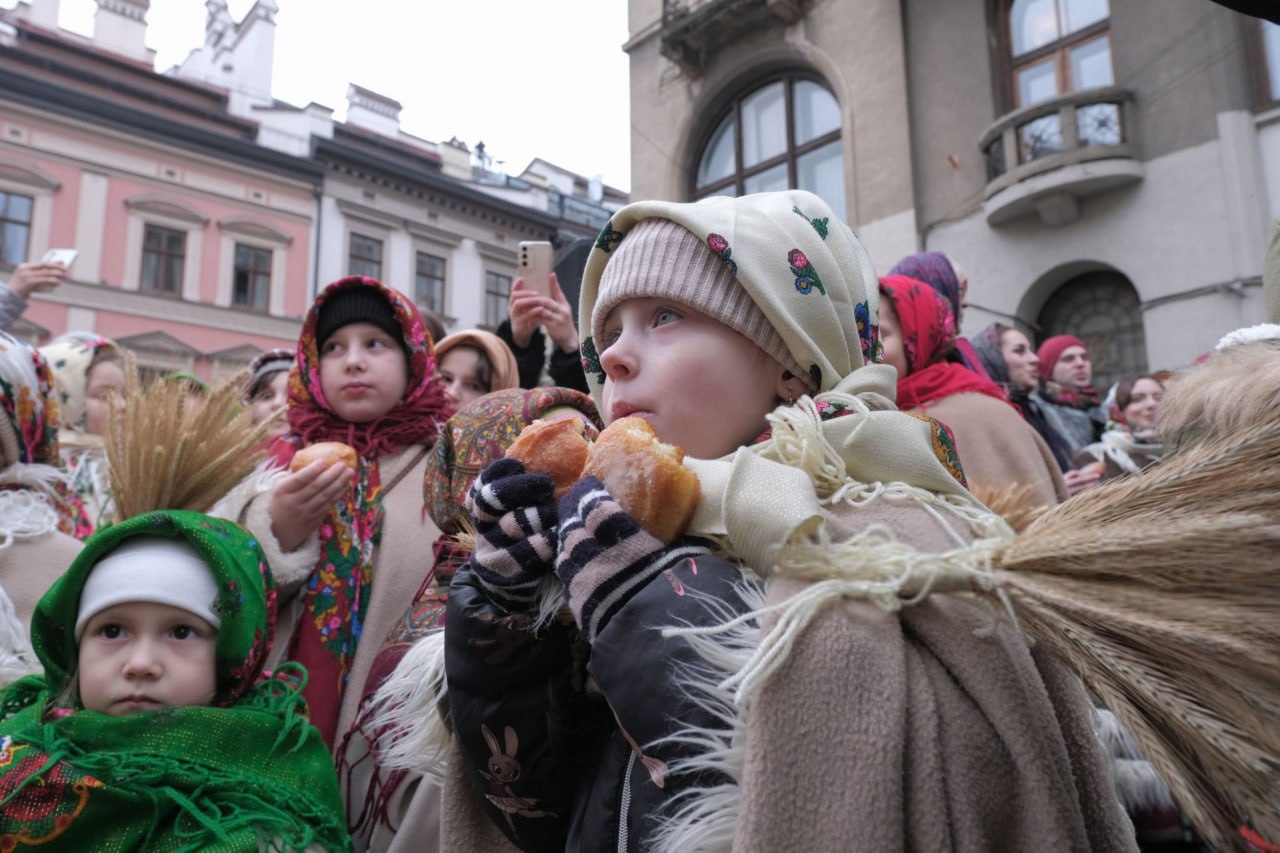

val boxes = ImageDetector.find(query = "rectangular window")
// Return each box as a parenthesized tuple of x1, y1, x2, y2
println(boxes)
(349, 233, 383, 279)
(141, 224, 186, 294)
(484, 271, 511, 328)
(0, 190, 34, 267)
(414, 251, 446, 315)
(233, 243, 272, 312)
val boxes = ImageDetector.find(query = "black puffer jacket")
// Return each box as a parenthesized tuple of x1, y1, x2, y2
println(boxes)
(445, 552, 752, 852)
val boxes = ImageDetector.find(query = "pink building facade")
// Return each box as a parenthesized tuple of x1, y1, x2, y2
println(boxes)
(1, 2, 320, 381)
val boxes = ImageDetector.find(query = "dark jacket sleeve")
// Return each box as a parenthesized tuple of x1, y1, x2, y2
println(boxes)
(547, 343, 589, 393)
(495, 320, 550, 391)
(575, 551, 756, 851)
(445, 564, 606, 852)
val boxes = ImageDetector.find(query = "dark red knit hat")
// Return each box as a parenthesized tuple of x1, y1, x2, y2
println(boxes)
(1037, 334, 1086, 373)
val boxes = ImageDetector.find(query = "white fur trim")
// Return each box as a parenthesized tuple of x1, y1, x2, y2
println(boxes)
(365, 630, 452, 781)
(0, 583, 38, 686)
(1214, 323, 1280, 351)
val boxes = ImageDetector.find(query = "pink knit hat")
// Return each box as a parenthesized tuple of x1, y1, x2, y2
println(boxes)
(1037, 334, 1087, 373)
(590, 218, 812, 388)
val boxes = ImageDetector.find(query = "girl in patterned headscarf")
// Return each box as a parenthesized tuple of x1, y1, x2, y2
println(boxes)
(887, 250, 991, 379)
(0, 332, 83, 682)
(216, 276, 451, 756)
(0, 509, 350, 852)
(441, 191, 1132, 852)
(38, 332, 124, 537)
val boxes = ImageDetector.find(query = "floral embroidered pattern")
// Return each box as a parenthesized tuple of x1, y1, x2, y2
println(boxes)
(854, 301, 882, 364)
(706, 233, 738, 274)
(792, 204, 829, 240)
(580, 336, 605, 384)
(595, 221, 624, 253)
(905, 412, 967, 487)
(788, 248, 826, 295)
(0, 739, 103, 850)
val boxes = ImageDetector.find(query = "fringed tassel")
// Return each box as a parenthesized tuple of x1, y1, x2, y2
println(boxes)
(0, 488, 61, 546)
(367, 631, 452, 780)
(0, 586, 37, 689)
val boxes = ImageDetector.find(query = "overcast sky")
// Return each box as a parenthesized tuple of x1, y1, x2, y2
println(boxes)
(4, 0, 635, 191)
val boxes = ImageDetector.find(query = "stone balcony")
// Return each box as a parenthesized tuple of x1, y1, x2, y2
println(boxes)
(978, 86, 1143, 227)
(660, 0, 809, 75)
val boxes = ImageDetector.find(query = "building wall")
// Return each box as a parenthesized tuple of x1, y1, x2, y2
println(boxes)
(1, 99, 316, 378)
(625, 0, 1275, 375)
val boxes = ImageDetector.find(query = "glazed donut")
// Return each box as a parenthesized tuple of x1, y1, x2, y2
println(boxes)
(584, 416, 700, 544)
(290, 441, 358, 473)
(504, 417, 593, 499)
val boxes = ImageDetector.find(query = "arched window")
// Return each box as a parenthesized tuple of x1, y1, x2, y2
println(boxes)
(1036, 271, 1146, 392)
(1009, 0, 1112, 107)
(694, 75, 845, 219)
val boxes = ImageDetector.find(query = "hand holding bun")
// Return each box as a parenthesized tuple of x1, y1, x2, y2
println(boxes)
(290, 441, 358, 473)
(504, 418, 593, 499)
(584, 417, 700, 544)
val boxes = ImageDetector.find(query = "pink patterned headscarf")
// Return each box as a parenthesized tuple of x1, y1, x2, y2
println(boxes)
(282, 276, 451, 461)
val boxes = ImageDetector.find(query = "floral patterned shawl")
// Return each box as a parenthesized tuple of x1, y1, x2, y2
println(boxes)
(281, 276, 451, 748)
(0, 510, 350, 852)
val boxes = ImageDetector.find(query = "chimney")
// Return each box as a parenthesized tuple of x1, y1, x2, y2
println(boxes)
(11, 0, 61, 32)
(93, 0, 155, 65)
(346, 84, 402, 138)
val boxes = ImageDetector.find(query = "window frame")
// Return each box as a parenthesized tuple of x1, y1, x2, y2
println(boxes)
(996, 0, 1111, 112)
(414, 250, 447, 317)
(139, 223, 187, 297)
(0, 188, 34, 267)
(690, 72, 843, 205)
(348, 232, 384, 280)
(231, 242, 273, 313)
(1247, 18, 1280, 109)
(483, 270, 511, 329)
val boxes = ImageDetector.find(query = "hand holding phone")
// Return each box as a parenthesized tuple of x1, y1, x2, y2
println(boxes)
(42, 248, 78, 269)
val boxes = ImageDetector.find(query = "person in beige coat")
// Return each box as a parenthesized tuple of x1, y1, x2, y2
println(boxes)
(878, 274, 1068, 514)
(214, 276, 451, 768)
(0, 331, 83, 683)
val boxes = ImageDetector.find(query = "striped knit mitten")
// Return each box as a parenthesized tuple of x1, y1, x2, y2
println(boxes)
(556, 475, 707, 642)
(465, 457, 558, 612)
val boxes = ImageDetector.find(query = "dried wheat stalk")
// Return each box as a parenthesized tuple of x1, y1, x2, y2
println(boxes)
(103, 354, 272, 520)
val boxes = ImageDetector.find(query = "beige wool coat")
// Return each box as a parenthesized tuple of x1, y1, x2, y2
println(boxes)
(216, 443, 440, 748)
(912, 391, 1069, 511)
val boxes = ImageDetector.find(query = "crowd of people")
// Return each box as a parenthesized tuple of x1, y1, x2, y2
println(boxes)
(0, 189, 1276, 852)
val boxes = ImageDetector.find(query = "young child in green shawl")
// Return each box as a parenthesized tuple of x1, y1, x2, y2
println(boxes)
(0, 509, 351, 852)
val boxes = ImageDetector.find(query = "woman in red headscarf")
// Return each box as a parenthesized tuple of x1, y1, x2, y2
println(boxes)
(879, 275, 1068, 512)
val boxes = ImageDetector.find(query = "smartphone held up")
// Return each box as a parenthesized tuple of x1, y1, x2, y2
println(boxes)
(517, 241, 554, 298)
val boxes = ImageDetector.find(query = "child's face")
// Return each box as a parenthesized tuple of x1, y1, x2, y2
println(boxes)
(249, 371, 290, 438)
(77, 602, 217, 716)
(319, 321, 410, 423)
(437, 346, 489, 408)
(877, 298, 909, 381)
(84, 359, 125, 436)
(598, 297, 784, 459)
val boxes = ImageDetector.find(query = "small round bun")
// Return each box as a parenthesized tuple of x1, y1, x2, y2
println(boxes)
(505, 418, 592, 499)
(584, 417, 700, 544)
(290, 441, 358, 473)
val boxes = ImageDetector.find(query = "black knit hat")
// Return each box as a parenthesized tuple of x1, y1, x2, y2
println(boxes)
(316, 287, 404, 351)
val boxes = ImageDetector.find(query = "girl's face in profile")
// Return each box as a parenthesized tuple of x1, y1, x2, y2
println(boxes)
(597, 297, 784, 459)
(1000, 328, 1040, 389)
(78, 601, 218, 716)
(437, 346, 491, 408)
(318, 321, 410, 423)
(1123, 377, 1164, 431)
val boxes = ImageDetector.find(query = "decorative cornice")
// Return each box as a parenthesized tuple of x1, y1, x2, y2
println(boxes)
(96, 0, 150, 23)
(217, 216, 293, 244)
(0, 159, 61, 191)
(124, 195, 210, 225)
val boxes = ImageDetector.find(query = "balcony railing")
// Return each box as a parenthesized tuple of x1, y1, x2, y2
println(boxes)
(660, 0, 808, 75)
(978, 86, 1142, 226)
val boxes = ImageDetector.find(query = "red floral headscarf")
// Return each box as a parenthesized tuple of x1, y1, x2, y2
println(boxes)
(879, 275, 1011, 412)
(282, 276, 451, 460)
